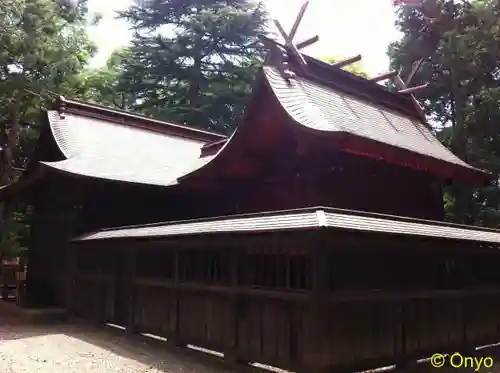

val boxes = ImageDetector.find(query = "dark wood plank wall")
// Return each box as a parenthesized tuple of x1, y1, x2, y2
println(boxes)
(48, 231, 500, 373)
(27, 178, 79, 307)
(78, 156, 444, 232)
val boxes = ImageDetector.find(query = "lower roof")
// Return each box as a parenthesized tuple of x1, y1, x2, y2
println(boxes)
(42, 110, 216, 186)
(74, 206, 500, 245)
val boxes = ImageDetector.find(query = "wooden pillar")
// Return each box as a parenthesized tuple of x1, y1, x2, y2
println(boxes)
(126, 246, 137, 333)
(170, 246, 185, 347)
(305, 231, 331, 373)
(225, 244, 248, 365)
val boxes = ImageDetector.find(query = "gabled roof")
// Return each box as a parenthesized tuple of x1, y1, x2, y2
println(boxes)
(259, 54, 489, 184)
(41, 109, 221, 186)
(74, 206, 500, 245)
(0, 52, 489, 197)
(2, 97, 226, 190)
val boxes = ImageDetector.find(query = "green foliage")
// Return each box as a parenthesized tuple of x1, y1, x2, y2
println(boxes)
(321, 56, 369, 78)
(0, 209, 30, 260)
(0, 0, 99, 258)
(0, 0, 99, 178)
(116, 0, 269, 134)
(388, 0, 500, 226)
(73, 48, 136, 109)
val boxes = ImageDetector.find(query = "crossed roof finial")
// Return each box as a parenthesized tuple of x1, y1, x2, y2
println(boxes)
(270, 1, 429, 123)
(272, 1, 319, 68)
(371, 59, 429, 122)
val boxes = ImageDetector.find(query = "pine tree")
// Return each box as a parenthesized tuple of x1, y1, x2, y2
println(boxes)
(118, 0, 269, 134)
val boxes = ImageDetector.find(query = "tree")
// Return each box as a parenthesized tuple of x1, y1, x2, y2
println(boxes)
(388, 0, 500, 226)
(75, 48, 136, 109)
(0, 0, 99, 259)
(321, 56, 369, 78)
(117, 0, 269, 134)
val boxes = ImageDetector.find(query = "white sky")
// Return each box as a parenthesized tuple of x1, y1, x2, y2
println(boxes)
(86, 0, 402, 76)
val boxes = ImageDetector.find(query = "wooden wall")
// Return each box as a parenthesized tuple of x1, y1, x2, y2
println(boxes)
(27, 185, 79, 307)
(77, 152, 444, 234)
(50, 231, 500, 373)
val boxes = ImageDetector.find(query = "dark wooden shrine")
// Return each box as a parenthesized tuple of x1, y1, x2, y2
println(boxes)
(2, 4, 500, 373)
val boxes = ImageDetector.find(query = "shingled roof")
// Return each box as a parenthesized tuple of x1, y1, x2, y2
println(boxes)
(41, 109, 221, 186)
(1, 97, 226, 191)
(74, 206, 500, 245)
(0, 49, 489, 195)
(259, 52, 488, 184)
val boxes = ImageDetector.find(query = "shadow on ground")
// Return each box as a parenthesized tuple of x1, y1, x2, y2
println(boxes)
(0, 314, 235, 373)
(2, 312, 500, 373)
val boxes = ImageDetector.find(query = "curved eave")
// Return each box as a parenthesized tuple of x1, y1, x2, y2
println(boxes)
(38, 156, 214, 187)
(177, 71, 271, 183)
(39, 109, 219, 187)
(47, 110, 81, 159)
(263, 66, 490, 185)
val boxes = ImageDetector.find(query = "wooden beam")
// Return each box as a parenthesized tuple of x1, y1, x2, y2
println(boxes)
(331, 54, 362, 68)
(399, 83, 429, 94)
(273, 19, 307, 66)
(296, 35, 319, 50)
(405, 58, 424, 86)
(289, 1, 309, 40)
(370, 70, 398, 83)
(392, 70, 428, 123)
(273, 19, 289, 43)
(394, 75, 406, 90)
(410, 96, 427, 121)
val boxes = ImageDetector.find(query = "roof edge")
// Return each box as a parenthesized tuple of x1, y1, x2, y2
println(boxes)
(72, 205, 500, 244)
(54, 96, 227, 143)
(73, 205, 500, 240)
(262, 67, 489, 185)
(177, 70, 270, 182)
(38, 160, 181, 188)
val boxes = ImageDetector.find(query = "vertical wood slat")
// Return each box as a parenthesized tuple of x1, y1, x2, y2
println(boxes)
(226, 247, 247, 364)
(304, 233, 330, 373)
(170, 247, 185, 347)
(127, 246, 137, 333)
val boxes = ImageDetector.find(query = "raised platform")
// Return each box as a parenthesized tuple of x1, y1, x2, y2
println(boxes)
(0, 300, 68, 324)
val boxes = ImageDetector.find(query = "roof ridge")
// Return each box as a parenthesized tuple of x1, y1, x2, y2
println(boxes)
(55, 96, 226, 143)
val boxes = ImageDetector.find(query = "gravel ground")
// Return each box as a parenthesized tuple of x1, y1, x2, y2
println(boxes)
(2, 313, 500, 373)
(0, 315, 237, 373)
